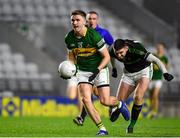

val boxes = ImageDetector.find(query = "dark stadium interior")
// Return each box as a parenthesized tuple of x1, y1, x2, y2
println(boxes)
(144, 0, 180, 48)
(0, 0, 179, 118)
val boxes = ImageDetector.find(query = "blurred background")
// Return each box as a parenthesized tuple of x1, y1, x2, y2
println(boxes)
(0, 0, 179, 118)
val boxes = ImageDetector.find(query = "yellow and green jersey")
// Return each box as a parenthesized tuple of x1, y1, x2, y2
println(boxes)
(152, 54, 168, 80)
(65, 27, 105, 72)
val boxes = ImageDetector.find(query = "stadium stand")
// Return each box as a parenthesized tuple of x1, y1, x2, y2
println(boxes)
(0, 0, 179, 102)
(0, 0, 148, 45)
(0, 43, 54, 95)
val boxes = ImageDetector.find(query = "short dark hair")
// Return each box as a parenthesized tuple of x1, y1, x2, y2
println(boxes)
(88, 11, 99, 16)
(157, 42, 166, 48)
(114, 39, 126, 51)
(71, 10, 86, 18)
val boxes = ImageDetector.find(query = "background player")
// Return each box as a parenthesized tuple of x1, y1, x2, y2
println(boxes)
(148, 42, 169, 118)
(86, 11, 114, 47)
(86, 11, 117, 77)
(109, 39, 174, 134)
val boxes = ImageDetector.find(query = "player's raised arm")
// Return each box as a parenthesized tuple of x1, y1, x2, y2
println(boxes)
(146, 53, 174, 81)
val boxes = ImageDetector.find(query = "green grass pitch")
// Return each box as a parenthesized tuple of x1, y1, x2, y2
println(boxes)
(0, 117, 180, 137)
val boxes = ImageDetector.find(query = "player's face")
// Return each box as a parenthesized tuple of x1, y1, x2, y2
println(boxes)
(71, 15, 86, 33)
(86, 13, 98, 29)
(115, 46, 128, 60)
(156, 44, 164, 54)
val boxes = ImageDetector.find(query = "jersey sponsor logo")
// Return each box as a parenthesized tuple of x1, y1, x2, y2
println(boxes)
(72, 47, 97, 57)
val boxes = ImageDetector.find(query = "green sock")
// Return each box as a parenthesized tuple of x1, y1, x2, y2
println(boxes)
(128, 119, 137, 128)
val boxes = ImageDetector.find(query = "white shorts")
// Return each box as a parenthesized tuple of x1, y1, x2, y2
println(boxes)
(149, 80, 163, 89)
(76, 67, 109, 87)
(121, 64, 153, 86)
(68, 76, 78, 87)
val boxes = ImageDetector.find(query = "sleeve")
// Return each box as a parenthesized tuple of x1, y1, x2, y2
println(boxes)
(103, 30, 114, 46)
(93, 30, 106, 51)
(146, 53, 168, 73)
(64, 34, 71, 50)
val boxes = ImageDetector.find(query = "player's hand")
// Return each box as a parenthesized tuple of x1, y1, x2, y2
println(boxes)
(112, 67, 117, 78)
(88, 69, 100, 82)
(163, 73, 174, 81)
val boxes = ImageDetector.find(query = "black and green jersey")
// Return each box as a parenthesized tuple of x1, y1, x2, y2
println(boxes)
(109, 40, 151, 73)
(65, 27, 105, 72)
(152, 54, 168, 80)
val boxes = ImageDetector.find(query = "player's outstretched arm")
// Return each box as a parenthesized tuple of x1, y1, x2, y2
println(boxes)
(146, 53, 174, 81)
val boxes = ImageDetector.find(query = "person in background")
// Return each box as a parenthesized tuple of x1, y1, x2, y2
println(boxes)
(148, 42, 169, 118)
(86, 11, 114, 47)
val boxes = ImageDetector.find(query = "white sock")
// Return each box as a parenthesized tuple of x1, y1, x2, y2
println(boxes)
(100, 127, 106, 131)
(118, 101, 122, 109)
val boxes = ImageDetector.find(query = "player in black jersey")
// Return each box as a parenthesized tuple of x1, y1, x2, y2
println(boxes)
(109, 39, 173, 134)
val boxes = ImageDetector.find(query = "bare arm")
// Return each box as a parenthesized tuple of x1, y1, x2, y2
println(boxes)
(98, 45, 110, 70)
(67, 50, 76, 64)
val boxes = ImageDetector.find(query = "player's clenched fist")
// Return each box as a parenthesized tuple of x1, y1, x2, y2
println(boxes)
(163, 73, 174, 81)
(88, 69, 100, 82)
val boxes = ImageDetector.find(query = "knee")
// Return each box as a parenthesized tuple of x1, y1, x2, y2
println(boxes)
(99, 97, 109, 106)
(134, 95, 143, 104)
(82, 96, 91, 104)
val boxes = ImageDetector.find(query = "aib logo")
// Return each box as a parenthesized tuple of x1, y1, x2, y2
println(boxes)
(1, 97, 20, 116)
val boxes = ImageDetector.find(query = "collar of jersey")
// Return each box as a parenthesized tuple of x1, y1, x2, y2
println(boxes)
(74, 27, 87, 38)
(82, 27, 87, 37)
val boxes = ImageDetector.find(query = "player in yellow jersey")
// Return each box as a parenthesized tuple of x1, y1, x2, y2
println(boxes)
(73, 11, 117, 126)
(63, 10, 129, 135)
